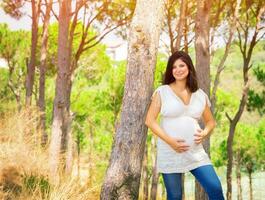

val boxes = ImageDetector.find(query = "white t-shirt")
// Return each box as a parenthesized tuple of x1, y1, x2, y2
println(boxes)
(151, 84, 212, 173)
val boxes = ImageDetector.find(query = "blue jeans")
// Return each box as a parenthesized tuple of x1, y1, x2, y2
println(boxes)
(161, 164, 224, 200)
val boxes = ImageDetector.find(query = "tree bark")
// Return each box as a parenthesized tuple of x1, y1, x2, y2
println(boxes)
(247, 167, 253, 200)
(100, 0, 165, 199)
(194, 0, 212, 199)
(49, 0, 72, 182)
(150, 137, 158, 200)
(183, 22, 188, 53)
(25, 0, 41, 106)
(235, 151, 242, 200)
(38, 0, 53, 147)
(142, 143, 148, 200)
(174, 0, 187, 51)
(165, 0, 174, 54)
(211, 0, 241, 115)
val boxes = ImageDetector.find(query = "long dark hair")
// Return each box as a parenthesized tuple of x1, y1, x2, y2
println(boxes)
(162, 51, 198, 92)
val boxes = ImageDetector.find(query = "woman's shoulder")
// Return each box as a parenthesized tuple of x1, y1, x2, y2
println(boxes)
(154, 84, 168, 92)
(151, 85, 167, 100)
(196, 88, 208, 96)
(195, 88, 211, 107)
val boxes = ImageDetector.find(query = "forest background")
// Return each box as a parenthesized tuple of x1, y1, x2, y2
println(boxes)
(0, 0, 264, 200)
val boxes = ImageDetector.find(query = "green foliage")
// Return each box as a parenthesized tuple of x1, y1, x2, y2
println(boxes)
(247, 63, 265, 115)
(154, 53, 168, 86)
(23, 174, 50, 197)
(0, 23, 30, 112)
(232, 119, 265, 175)
(212, 140, 227, 167)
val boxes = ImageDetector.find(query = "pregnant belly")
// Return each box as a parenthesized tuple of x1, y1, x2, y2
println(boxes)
(161, 116, 200, 146)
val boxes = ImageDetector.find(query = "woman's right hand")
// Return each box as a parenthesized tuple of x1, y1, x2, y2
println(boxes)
(168, 137, 190, 153)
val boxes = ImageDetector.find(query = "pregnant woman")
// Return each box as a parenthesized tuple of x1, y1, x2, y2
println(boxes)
(145, 51, 224, 200)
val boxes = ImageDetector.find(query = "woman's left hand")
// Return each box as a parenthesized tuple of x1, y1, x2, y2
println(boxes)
(194, 128, 208, 144)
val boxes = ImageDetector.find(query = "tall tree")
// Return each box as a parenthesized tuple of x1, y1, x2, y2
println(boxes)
(1, 0, 42, 106)
(48, 0, 133, 178)
(25, 0, 42, 106)
(150, 137, 159, 200)
(38, 0, 53, 146)
(211, 0, 242, 115)
(194, 0, 212, 199)
(174, 0, 187, 51)
(226, 2, 265, 199)
(0, 24, 29, 111)
(100, 0, 165, 198)
(49, 0, 72, 182)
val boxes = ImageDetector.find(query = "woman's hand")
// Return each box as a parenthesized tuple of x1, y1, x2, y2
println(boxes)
(194, 128, 208, 144)
(168, 137, 190, 153)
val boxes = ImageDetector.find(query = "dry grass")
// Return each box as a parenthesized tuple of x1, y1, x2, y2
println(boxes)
(0, 108, 101, 200)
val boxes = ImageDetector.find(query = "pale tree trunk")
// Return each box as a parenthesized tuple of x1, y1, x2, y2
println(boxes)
(209, 0, 225, 58)
(181, 174, 185, 200)
(38, 0, 53, 147)
(226, 5, 264, 199)
(183, 5, 189, 54)
(87, 120, 94, 182)
(165, 1, 175, 54)
(235, 151, 242, 200)
(65, 126, 74, 174)
(25, 0, 41, 106)
(142, 143, 148, 200)
(174, 0, 186, 51)
(194, 0, 212, 199)
(100, 0, 165, 199)
(49, 0, 72, 182)
(150, 137, 158, 200)
(247, 166, 253, 200)
(60, 0, 129, 175)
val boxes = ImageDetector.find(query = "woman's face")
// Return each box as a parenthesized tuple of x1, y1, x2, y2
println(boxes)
(172, 59, 189, 81)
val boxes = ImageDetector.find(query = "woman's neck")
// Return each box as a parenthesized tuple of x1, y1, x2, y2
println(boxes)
(170, 80, 187, 92)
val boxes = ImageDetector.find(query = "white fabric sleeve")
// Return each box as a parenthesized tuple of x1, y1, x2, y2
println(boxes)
(200, 89, 211, 107)
(151, 86, 162, 101)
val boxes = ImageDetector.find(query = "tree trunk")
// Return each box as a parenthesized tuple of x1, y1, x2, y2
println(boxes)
(25, 0, 41, 106)
(235, 151, 242, 200)
(174, 0, 187, 51)
(181, 174, 185, 200)
(247, 168, 253, 200)
(88, 121, 94, 182)
(150, 137, 159, 200)
(225, 3, 263, 196)
(100, 0, 165, 199)
(65, 127, 74, 175)
(211, 0, 241, 114)
(194, 0, 212, 199)
(38, 0, 53, 147)
(49, 0, 72, 182)
(165, 2, 174, 54)
(183, 7, 189, 54)
(142, 143, 148, 200)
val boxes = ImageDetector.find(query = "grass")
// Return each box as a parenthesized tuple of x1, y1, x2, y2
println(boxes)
(0, 108, 101, 200)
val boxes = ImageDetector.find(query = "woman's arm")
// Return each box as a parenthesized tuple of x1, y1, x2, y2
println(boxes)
(194, 103, 217, 144)
(145, 91, 190, 153)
